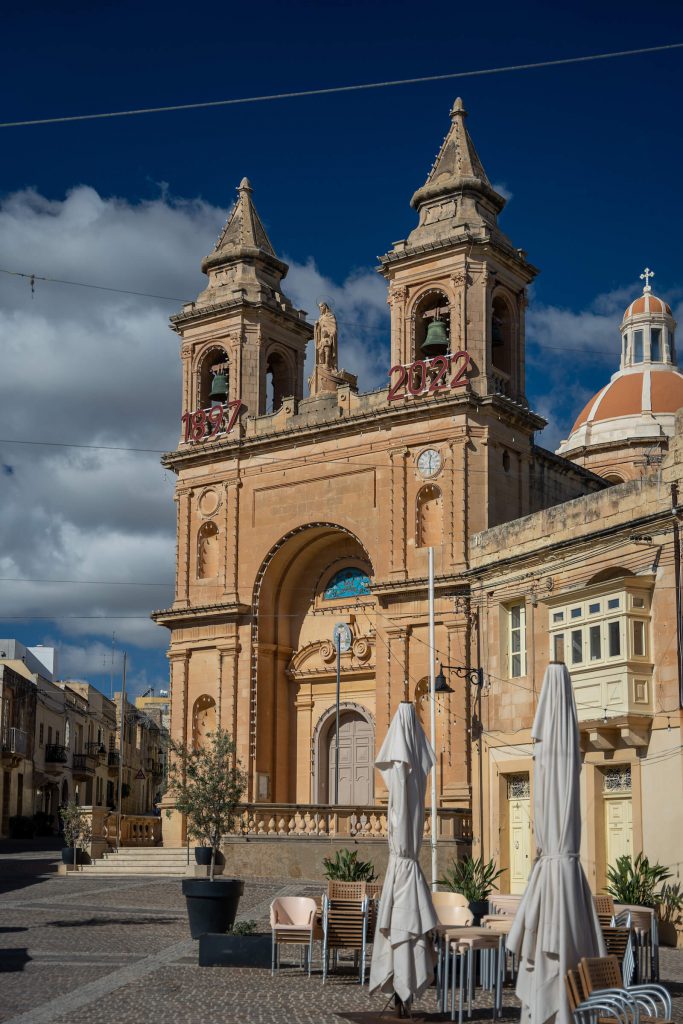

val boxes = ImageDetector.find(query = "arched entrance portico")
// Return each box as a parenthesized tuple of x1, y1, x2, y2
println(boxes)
(252, 523, 376, 804)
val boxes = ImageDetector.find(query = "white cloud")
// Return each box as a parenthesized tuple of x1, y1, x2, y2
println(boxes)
(0, 185, 389, 669)
(492, 182, 513, 203)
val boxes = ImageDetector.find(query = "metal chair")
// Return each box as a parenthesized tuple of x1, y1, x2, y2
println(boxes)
(579, 955, 672, 1023)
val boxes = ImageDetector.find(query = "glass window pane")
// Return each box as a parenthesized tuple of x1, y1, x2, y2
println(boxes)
(511, 606, 520, 628)
(608, 598, 620, 610)
(633, 620, 646, 657)
(608, 620, 621, 657)
(632, 595, 645, 608)
(634, 330, 643, 362)
(553, 611, 564, 623)
(589, 625, 601, 661)
(570, 607, 582, 619)
(571, 630, 583, 663)
(511, 654, 521, 677)
(651, 328, 661, 361)
(668, 330, 676, 362)
(554, 634, 565, 662)
(588, 602, 600, 614)
(511, 631, 520, 654)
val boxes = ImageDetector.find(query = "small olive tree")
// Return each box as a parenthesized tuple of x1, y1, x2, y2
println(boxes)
(59, 802, 93, 868)
(167, 728, 246, 881)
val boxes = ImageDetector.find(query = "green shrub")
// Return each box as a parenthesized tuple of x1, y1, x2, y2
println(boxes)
(438, 855, 505, 902)
(605, 852, 673, 910)
(230, 920, 257, 935)
(322, 848, 377, 882)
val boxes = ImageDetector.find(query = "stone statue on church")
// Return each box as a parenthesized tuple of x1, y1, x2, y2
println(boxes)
(314, 302, 338, 369)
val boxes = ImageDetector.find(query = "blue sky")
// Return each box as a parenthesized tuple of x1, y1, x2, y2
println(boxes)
(0, 0, 681, 695)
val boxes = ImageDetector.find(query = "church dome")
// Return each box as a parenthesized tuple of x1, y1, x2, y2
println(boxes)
(557, 269, 680, 475)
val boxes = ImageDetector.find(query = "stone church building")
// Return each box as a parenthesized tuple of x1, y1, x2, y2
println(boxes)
(154, 99, 683, 892)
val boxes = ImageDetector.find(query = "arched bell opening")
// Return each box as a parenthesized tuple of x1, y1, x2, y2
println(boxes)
(264, 348, 294, 413)
(491, 294, 514, 376)
(196, 346, 229, 409)
(413, 290, 451, 360)
(252, 524, 375, 804)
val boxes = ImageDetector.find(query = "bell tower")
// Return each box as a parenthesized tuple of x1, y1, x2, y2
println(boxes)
(380, 98, 537, 403)
(171, 178, 312, 431)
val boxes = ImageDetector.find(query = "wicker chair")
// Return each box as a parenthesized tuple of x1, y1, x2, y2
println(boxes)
(579, 955, 672, 1023)
(566, 967, 640, 1024)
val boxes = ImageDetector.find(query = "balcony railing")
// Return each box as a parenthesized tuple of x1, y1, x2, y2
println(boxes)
(86, 741, 107, 759)
(107, 751, 120, 768)
(1, 727, 29, 758)
(227, 803, 472, 842)
(45, 744, 68, 764)
(72, 752, 97, 775)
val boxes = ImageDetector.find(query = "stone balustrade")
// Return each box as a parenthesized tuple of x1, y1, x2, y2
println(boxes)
(228, 803, 472, 842)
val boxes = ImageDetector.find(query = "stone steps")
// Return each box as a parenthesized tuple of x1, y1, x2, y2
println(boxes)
(78, 846, 192, 876)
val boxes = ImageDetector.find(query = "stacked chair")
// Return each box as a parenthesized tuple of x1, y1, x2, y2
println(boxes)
(270, 896, 321, 976)
(321, 880, 381, 985)
(567, 954, 672, 1024)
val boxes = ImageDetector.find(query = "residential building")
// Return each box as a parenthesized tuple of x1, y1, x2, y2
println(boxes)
(113, 693, 165, 814)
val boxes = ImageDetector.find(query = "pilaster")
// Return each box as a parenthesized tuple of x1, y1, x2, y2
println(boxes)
(389, 448, 409, 578)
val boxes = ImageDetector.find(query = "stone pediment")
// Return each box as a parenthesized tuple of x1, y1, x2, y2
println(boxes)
(287, 635, 374, 681)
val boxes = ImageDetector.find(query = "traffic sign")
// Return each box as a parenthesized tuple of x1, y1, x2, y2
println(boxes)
(135, 769, 146, 780)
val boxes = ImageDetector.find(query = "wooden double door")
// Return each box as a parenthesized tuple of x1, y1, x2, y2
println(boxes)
(327, 711, 374, 806)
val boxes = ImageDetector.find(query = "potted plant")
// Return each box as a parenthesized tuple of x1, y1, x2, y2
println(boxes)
(605, 852, 683, 946)
(59, 802, 93, 868)
(438, 854, 505, 924)
(167, 727, 246, 938)
(323, 848, 377, 883)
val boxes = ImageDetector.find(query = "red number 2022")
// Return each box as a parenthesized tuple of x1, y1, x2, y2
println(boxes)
(388, 351, 472, 402)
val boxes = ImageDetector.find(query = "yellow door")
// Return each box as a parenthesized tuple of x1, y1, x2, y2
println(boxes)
(605, 797, 633, 868)
(509, 794, 532, 895)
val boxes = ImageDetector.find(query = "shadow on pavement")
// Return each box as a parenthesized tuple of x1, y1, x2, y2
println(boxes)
(0, 948, 32, 972)
(0, 837, 62, 896)
(48, 916, 180, 927)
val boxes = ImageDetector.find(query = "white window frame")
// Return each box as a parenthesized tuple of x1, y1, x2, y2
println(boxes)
(507, 601, 527, 678)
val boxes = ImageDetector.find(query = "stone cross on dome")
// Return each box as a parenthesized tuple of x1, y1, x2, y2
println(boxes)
(640, 267, 655, 293)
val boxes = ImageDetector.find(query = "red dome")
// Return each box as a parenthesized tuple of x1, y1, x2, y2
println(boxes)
(623, 293, 672, 320)
(569, 369, 683, 434)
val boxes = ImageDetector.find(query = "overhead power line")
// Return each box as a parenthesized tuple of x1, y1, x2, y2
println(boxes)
(0, 577, 172, 587)
(0, 268, 188, 302)
(1, 44, 681, 129)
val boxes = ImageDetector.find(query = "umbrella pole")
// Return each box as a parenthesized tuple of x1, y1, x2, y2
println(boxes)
(429, 546, 437, 891)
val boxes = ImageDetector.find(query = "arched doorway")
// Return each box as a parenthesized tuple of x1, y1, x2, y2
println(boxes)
(327, 710, 374, 805)
(313, 703, 375, 805)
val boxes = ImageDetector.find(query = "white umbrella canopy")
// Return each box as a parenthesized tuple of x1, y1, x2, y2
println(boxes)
(507, 662, 606, 1024)
(369, 701, 438, 1006)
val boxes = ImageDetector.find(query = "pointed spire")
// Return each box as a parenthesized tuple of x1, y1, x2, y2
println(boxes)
(419, 97, 491, 195)
(212, 177, 276, 257)
(410, 97, 504, 217)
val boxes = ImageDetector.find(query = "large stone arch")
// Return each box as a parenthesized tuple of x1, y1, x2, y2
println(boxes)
(249, 522, 375, 802)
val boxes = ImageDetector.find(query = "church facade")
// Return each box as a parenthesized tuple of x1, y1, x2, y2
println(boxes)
(154, 98, 683, 900)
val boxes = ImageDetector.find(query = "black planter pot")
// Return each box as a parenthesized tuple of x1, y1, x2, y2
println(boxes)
(181, 878, 244, 939)
(194, 847, 213, 866)
(468, 899, 489, 926)
(61, 847, 79, 865)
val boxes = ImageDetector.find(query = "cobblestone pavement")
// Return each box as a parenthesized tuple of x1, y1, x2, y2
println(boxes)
(1, 844, 682, 1024)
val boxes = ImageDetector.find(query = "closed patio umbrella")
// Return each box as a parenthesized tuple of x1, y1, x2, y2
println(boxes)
(507, 662, 605, 1024)
(369, 701, 437, 1012)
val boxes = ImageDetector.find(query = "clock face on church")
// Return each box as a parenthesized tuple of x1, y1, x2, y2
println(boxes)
(417, 448, 442, 479)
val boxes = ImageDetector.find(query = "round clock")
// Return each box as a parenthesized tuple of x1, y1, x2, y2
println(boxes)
(417, 448, 442, 479)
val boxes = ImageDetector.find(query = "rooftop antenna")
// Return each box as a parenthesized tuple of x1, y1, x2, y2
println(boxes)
(110, 632, 116, 699)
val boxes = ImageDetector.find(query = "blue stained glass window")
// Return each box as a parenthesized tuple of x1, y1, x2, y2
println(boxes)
(323, 567, 371, 601)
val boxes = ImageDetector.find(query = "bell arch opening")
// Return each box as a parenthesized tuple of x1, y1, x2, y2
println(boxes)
(196, 345, 229, 409)
(263, 348, 293, 413)
(413, 289, 451, 360)
(491, 293, 514, 376)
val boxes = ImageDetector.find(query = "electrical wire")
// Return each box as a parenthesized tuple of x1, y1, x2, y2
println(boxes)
(0, 268, 188, 302)
(0, 577, 173, 587)
(1, 44, 681, 129)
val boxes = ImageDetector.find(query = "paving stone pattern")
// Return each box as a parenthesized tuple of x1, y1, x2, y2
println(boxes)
(1, 846, 683, 1024)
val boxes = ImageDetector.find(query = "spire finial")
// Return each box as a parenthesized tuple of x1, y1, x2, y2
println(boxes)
(640, 267, 655, 293)
(238, 177, 252, 192)
(450, 96, 467, 120)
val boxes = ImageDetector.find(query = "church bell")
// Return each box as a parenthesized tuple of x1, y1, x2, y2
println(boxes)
(421, 317, 449, 357)
(209, 372, 228, 403)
